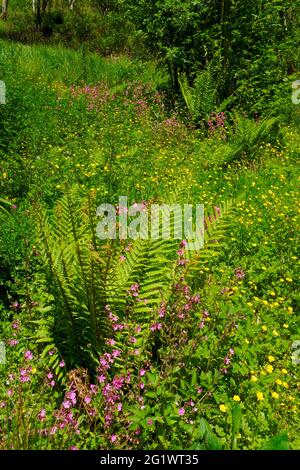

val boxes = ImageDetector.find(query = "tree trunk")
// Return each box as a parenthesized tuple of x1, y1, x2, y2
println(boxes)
(35, 0, 48, 31)
(1, 0, 9, 19)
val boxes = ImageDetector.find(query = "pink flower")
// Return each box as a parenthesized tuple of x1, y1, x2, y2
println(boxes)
(46, 372, 53, 380)
(178, 407, 185, 416)
(214, 206, 221, 217)
(117, 403, 122, 412)
(97, 374, 106, 383)
(24, 350, 33, 361)
(229, 348, 235, 356)
(66, 391, 76, 405)
(106, 339, 116, 346)
(38, 409, 46, 421)
(62, 400, 71, 409)
(147, 419, 153, 426)
(111, 434, 117, 443)
(113, 323, 125, 331)
(235, 267, 245, 279)
(139, 369, 146, 377)
(12, 320, 20, 330)
(59, 360, 65, 368)
(84, 395, 92, 404)
(112, 349, 121, 358)
(49, 426, 58, 435)
(150, 323, 162, 332)
(7, 389, 13, 397)
(8, 339, 19, 346)
(90, 384, 98, 394)
(11, 301, 20, 310)
(20, 374, 30, 383)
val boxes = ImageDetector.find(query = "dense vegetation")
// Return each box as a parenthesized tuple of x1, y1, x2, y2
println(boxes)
(0, 0, 299, 450)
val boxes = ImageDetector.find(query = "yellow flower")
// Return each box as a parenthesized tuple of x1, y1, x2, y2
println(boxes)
(261, 325, 267, 332)
(256, 392, 264, 401)
(271, 392, 279, 399)
(283, 324, 289, 329)
(287, 307, 293, 314)
(276, 379, 282, 385)
(265, 364, 274, 373)
(268, 355, 275, 363)
(233, 395, 241, 402)
(272, 330, 279, 337)
(251, 375, 258, 382)
(281, 369, 288, 375)
(31, 367, 37, 374)
(219, 404, 228, 413)
(283, 382, 289, 389)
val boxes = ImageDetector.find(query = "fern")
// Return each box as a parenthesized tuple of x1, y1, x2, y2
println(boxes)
(179, 64, 232, 123)
(225, 113, 278, 163)
(35, 187, 233, 369)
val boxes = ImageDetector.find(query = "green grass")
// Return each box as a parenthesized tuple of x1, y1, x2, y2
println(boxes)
(0, 39, 299, 450)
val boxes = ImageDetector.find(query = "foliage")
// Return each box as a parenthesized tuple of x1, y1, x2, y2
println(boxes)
(0, 3, 299, 452)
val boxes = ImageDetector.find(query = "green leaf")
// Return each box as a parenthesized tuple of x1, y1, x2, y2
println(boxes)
(261, 433, 289, 450)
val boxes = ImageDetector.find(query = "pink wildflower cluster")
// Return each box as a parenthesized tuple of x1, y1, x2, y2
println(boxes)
(105, 304, 126, 332)
(207, 112, 227, 137)
(173, 277, 200, 322)
(235, 267, 246, 279)
(177, 239, 188, 266)
(96, 346, 129, 431)
(69, 81, 111, 112)
(220, 348, 235, 374)
(125, 82, 152, 117)
(198, 310, 210, 329)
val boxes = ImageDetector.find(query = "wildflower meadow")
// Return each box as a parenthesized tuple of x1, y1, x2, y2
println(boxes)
(0, 0, 299, 454)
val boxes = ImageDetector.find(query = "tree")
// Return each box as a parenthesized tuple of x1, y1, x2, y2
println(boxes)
(1, 0, 9, 19)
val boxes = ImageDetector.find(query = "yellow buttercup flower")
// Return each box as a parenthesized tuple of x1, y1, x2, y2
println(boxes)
(276, 379, 282, 385)
(219, 404, 228, 413)
(251, 375, 258, 382)
(256, 392, 264, 401)
(261, 326, 267, 332)
(281, 369, 288, 375)
(271, 392, 279, 399)
(265, 364, 274, 373)
(233, 395, 241, 402)
(268, 355, 275, 363)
